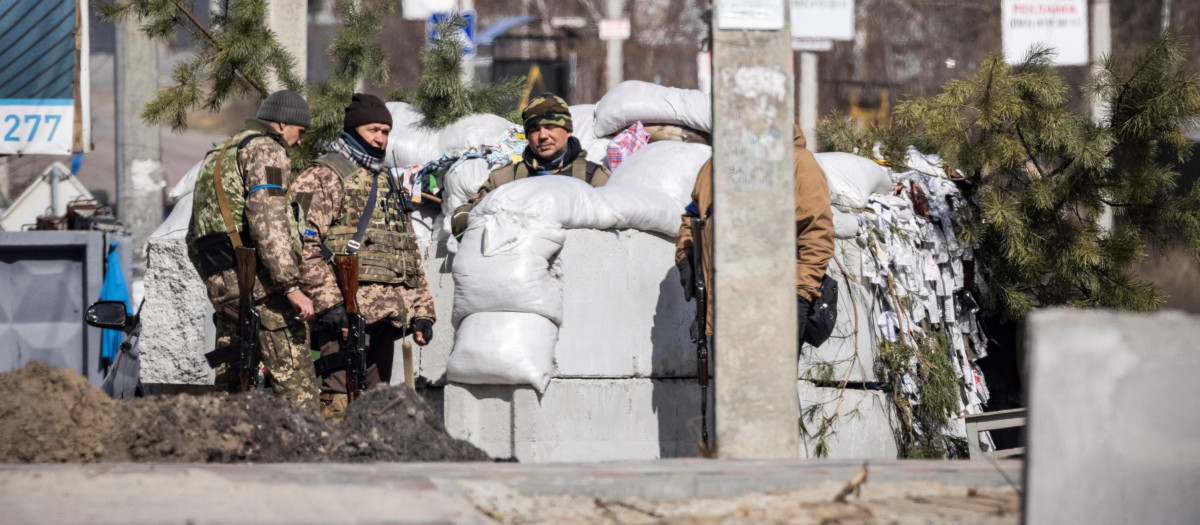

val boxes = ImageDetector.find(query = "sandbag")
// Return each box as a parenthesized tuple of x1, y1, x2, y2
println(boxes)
(605, 141, 712, 208)
(594, 80, 712, 136)
(386, 102, 440, 167)
(813, 152, 894, 210)
(440, 157, 494, 254)
(451, 220, 565, 327)
(831, 207, 860, 238)
(437, 114, 519, 156)
(447, 311, 558, 393)
(570, 104, 598, 139)
(595, 186, 681, 236)
(644, 124, 709, 144)
(471, 176, 619, 231)
(168, 160, 203, 200)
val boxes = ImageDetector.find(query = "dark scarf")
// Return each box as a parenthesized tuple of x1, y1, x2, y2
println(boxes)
(328, 131, 386, 172)
(523, 136, 583, 175)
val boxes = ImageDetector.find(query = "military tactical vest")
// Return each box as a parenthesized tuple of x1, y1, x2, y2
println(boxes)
(318, 153, 422, 288)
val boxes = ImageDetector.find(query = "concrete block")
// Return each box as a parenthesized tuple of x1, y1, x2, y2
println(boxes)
(443, 383, 515, 460)
(413, 231, 456, 384)
(797, 380, 898, 459)
(1025, 309, 1200, 525)
(556, 229, 695, 378)
(139, 238, 213, 384)
(799, 240, 881, 383)
(446, 378, 710, 463)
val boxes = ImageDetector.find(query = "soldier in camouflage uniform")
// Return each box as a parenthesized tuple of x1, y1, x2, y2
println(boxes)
(291, 93, 436, 419)
(185, 90, 320, 411)
(451, 93, 611, 235)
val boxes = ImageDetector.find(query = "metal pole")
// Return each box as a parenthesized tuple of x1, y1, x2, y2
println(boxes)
(605, 0, 625, 91)
(800, 51, 819, 150)
(115, 18, 162, 260)
(711, 0, 800, 459)
(266, 0, 307, 91)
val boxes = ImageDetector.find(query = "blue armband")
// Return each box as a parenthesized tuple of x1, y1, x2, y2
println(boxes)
(247, 184, 285, 195)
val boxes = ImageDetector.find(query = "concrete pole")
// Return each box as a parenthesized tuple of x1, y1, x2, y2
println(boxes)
(115, 19, 162, 261)
(1161, 0, 1171, 32)
(1091, 0, 1112, 231)
(799, 51, 819, 150)
(0, 156, 9, 207)
(266, 0, 307, 90)
(711, 1, 800, 459)
(605, 0, 625, 91)
(460, 0, 475, 83)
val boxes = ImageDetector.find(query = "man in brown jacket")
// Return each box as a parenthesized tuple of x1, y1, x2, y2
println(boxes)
(290, 94, 436, 419)
(675, 125, 835, 340)
(451, 93, 611, 236)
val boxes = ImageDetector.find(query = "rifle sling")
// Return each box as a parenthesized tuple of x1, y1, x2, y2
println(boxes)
(313, 351, 350, 377)
(211, 138, 243, 248)
(346, 171, 380, 255)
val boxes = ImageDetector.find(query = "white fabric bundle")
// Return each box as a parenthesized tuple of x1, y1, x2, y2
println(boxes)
(386, 102, 440, 167)
(448, 312, 559, 393)
(605, 141, 711, 208)
(813, 152, 894, 210)
(594, 80, 712, 136)
(437, 114, 519, 157)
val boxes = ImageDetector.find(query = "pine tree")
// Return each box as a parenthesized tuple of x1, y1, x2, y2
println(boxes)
(98, 0, 303, 130)
(392, 13, 524, 128)
(820, 35, 1200, 319)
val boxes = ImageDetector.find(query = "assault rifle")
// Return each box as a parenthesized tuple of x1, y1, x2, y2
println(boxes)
(689, 216, 710, 451)
(203, 246, 261, 392)
(335, 254, 368, 401)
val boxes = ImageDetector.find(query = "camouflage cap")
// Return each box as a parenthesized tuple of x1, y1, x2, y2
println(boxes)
(521, 93, 572, 132)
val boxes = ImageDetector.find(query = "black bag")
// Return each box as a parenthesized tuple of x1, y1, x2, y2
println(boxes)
(194, 231, 251, 277)
(802, 274, 839, 347)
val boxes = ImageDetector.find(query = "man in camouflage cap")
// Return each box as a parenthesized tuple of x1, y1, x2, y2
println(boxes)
(291, 93, 436, 420)
(451, 92, 611, 235)
(185, 89, 320, 411)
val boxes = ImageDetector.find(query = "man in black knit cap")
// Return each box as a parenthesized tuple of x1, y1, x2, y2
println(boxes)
(290, 93, 436, 419)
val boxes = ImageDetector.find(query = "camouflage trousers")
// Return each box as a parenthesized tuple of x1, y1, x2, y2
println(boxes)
(313, 322, 401, 394)
(213, 295, 320, 412)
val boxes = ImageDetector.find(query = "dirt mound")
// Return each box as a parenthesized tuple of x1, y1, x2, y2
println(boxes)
(0, 362, 487, 464)
(339, 386, 491, 462)
(0, 362, 117, 463)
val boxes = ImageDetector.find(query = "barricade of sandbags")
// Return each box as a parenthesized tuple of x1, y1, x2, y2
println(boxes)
(605, 141, 712, 208)
(385, 102, 518, 168)
(593, 80, 712, 137)
(813, 152, 894, 210)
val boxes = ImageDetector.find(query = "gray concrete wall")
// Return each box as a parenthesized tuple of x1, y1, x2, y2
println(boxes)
(1025, 309, 1200, 525)
(139, 237, 213, 384)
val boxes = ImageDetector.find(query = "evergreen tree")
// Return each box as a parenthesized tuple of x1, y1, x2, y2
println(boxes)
(820, 36, 1200, 319)
(98, 0, 303, 130)
(392, 13, 524, 128)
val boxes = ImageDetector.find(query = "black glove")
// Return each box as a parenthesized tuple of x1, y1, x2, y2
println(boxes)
(677, 256, 695, 302)
(317, 304, 349, 333)
(797, 296, 812, 350)
(411, 318, 434, 344)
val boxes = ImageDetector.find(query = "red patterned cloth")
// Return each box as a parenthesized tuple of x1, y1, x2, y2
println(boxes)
(606, 121, 650, 170)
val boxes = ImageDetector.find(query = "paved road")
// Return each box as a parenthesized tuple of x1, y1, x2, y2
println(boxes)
(0, 459, 1021, 524)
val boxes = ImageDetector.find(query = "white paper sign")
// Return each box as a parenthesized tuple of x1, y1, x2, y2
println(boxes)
(402, 0, 455, 20)
(790, 0, 855, 40)
(0, 99, 74, 155)
(717, 0, 786, 30)
(1002, 0, 1089, 66)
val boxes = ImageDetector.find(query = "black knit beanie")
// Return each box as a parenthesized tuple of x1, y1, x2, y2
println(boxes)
(257, 90, 311, 127)
(343, 93, 393, 131)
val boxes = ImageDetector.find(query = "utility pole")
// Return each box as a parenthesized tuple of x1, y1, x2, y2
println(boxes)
(1091, 0, 1112, 231)
(799, 51, 818, 150)
(460, 0, 475, 83)
(115, 18, 162, 261)
(710, 0, 800, 459)
(266, 0, 307, 91)
(605, 0, 625, 91)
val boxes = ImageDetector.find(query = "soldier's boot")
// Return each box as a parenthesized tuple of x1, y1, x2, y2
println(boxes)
(320, 393, 349, 421)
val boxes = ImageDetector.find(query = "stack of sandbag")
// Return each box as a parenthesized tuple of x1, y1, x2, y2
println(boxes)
(594, 80, 711, 137)
(385, 101, 518, 168)
(812, 152, 895, 239)
(570, 104, 611, 167)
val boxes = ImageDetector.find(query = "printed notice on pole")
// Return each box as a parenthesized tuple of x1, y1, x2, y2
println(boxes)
(790, 0, 854, 41)
(717, 0, 786, 31)
(1002, 0, 1088, 66)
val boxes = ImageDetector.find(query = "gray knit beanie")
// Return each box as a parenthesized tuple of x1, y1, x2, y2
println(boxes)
(257, 90, 311, 127)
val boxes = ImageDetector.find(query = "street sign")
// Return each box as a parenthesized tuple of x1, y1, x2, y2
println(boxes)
(551, 17, 588, 29)
(0, 0, 90, 155)
(790, 0, 855, 41)
(716, 0, 787, 31)
(1002, 0, 1088, 66)
(428, 11, 476, 56)
(599, 18, 631, 41)
(791, 38, 833, 51)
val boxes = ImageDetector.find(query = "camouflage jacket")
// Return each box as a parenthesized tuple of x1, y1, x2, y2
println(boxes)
(291, 161, 436, 328)
(186, 119, 303, 326)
